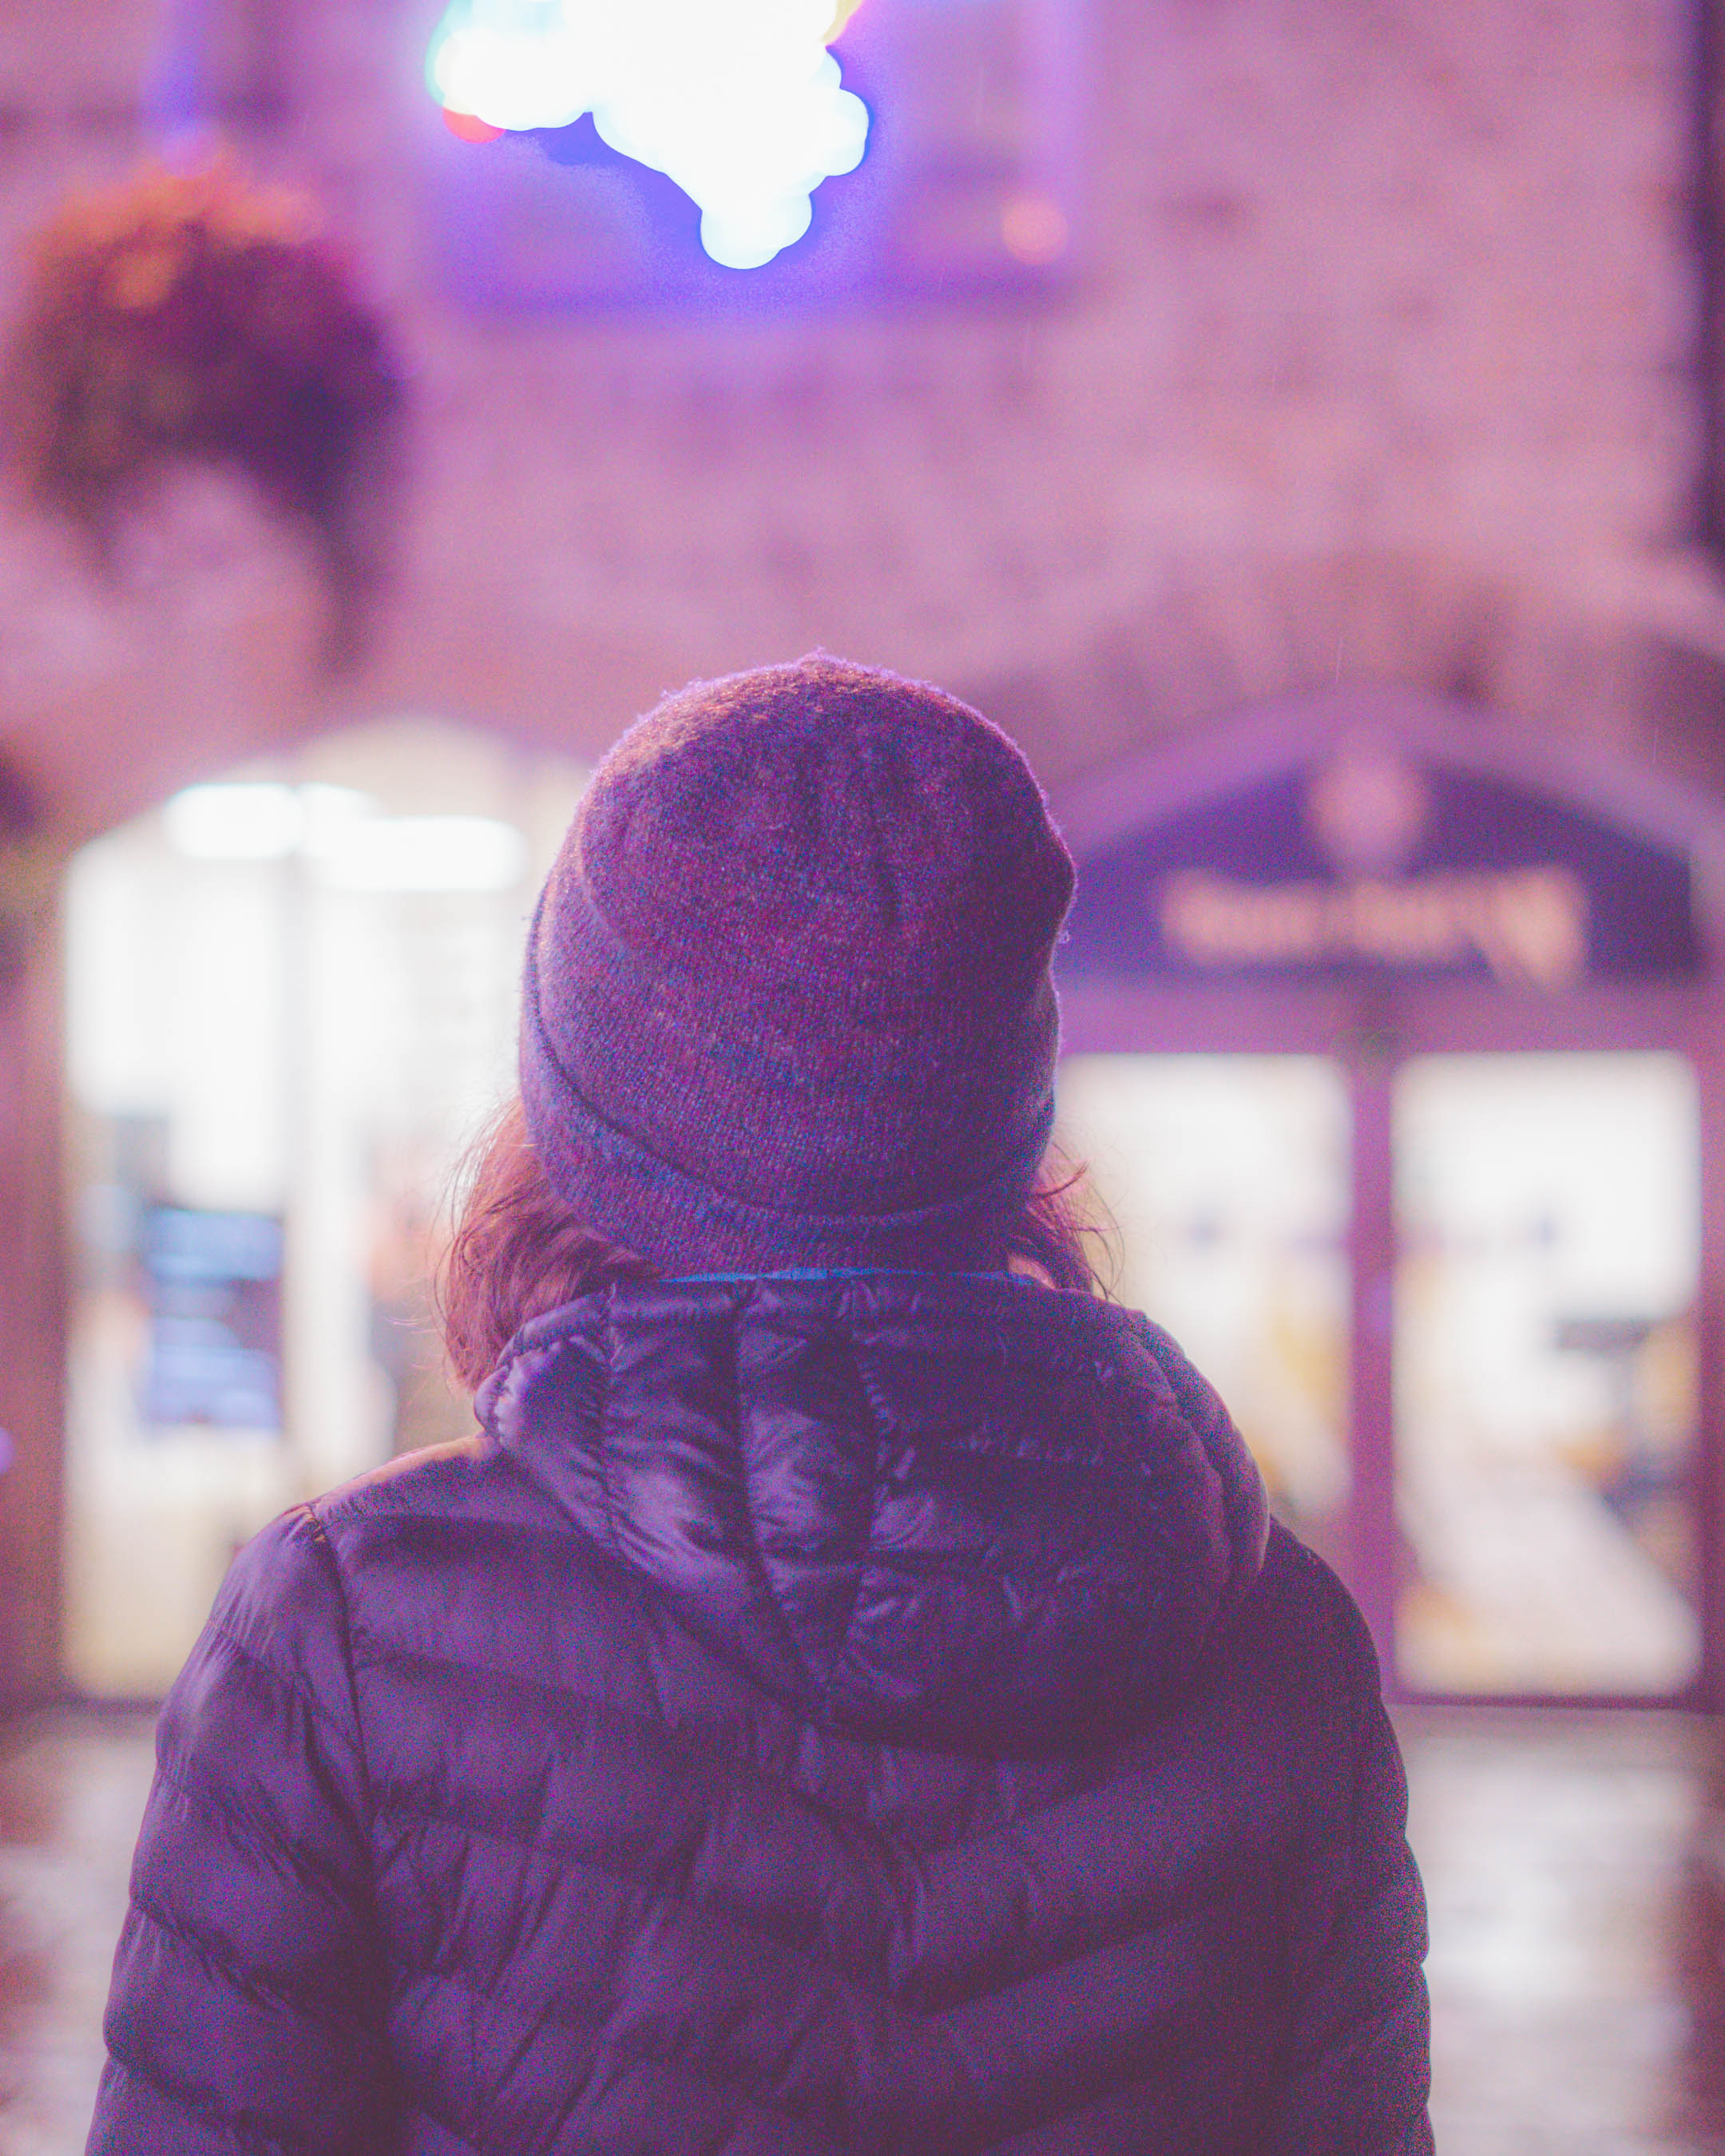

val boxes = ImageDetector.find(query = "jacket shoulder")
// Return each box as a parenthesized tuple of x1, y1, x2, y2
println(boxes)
(1195, 1521, 1395, 1790)
(303, 1431, 577, 1560)
(291, 1425, 672, 1724)
(312, 1431, 498, 1521)
(1248, 1522, 1385, 1678)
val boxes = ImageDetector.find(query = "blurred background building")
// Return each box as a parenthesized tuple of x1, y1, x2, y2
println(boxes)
(9, 3, 1725, 2148)
(6, 0, 1725, 1717)
(0, 0, 1723, 1731)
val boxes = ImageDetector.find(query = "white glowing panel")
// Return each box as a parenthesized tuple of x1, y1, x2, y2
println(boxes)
(164, 783, 304, 861)
(164, 783, 526, 894)
(313, 816, 527, 894)
(1394, 1052, 1702, 1696)
(427, 0, 870, 267)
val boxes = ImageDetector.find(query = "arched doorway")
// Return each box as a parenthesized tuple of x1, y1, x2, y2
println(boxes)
(59, 719, 588, 1697)
(1053, 689, 1725, 1707)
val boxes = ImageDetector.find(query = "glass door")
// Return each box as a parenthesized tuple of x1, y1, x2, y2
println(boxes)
(61, 722, 589, 1697)
(1059, 1041, 1707, 1702)
(1392, 1052, 1703, 1698)
(1057, 1055, 1353, 1575)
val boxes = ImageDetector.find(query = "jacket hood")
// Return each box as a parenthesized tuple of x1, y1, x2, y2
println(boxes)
(476, 1272, 1269, 1754)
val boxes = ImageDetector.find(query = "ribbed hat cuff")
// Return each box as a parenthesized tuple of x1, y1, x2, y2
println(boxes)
(521, 985, 1056, 1276)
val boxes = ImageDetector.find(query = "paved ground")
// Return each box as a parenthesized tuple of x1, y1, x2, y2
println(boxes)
(3, 1706, 1723, 2153)
(0, 1714, 152, 2156)
(1403, 1708, 1725, 2154)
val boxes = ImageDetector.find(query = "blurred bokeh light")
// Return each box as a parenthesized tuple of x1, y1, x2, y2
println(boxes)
(426, 0, 870, 266)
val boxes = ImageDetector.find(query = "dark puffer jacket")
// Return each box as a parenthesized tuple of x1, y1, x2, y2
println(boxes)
(88, 1274, 1432, 2154)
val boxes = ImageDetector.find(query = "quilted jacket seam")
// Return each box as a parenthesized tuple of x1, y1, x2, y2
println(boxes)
(126, 1881, 363, 2032)
(406, 1957, 817, 2141)
(383, 2068, 490, 2156)
(355, 1638, 757, 1755)
(301, 1508, 378, 1829)
(358, 1636, 1196, 1881)
(149, 1722, 360, 1908)
(385, 1800, 898, 1997)
(405, 2106, 486, 2156)
(399, 2077, 513, 2156)
(728, 1285, 825, 1698)
(200, 1601, 363, 1784)
(97, 2041, 298, 2156)
(403, 1953, 611, 2051)
(379, 1786, 1234, 2021)
(973, 2051, 1214, 2155)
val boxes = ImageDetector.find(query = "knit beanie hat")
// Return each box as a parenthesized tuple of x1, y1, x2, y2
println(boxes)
(519, 655, 1076, 1274)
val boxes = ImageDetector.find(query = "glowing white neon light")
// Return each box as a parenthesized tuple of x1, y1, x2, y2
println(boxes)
(427, 0, 870, 268)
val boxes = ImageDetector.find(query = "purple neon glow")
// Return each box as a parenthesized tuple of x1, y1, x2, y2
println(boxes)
(426, 0, 870, 268)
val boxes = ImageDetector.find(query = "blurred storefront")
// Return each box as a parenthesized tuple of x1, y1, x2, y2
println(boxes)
(2, 0, 1725, 1721)
(57, 721, 585, 1696)
(1054, 688, 1725, 1709)
(44, 684, 1725, 1712)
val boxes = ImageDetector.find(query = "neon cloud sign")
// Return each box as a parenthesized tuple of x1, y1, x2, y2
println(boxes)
(426, 0, 870, 270)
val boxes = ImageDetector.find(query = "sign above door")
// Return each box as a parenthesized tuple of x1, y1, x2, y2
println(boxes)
(1061, 730, 1703, 991)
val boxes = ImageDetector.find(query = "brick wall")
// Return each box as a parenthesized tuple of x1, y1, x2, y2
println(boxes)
(0, 0, 1718, 826)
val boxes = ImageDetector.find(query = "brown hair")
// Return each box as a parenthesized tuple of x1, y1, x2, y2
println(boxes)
(438, 1100, 1115, 1392)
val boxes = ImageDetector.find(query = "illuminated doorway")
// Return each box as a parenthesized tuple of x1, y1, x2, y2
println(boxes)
(61, 719, 587, 1696)
(1054, 691, 1723, 1706)
(1391, 1050, 1700, 1696)
(1057, 1054, 1352, 1574)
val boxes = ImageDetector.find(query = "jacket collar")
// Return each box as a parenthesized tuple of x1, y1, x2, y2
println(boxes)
(478, 1272, 1268, 1753)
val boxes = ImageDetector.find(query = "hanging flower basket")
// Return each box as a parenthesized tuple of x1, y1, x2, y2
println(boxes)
(2, 157, 409, 670)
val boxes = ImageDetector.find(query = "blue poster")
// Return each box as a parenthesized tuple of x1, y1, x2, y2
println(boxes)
(139, 1207, 284, 1434)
